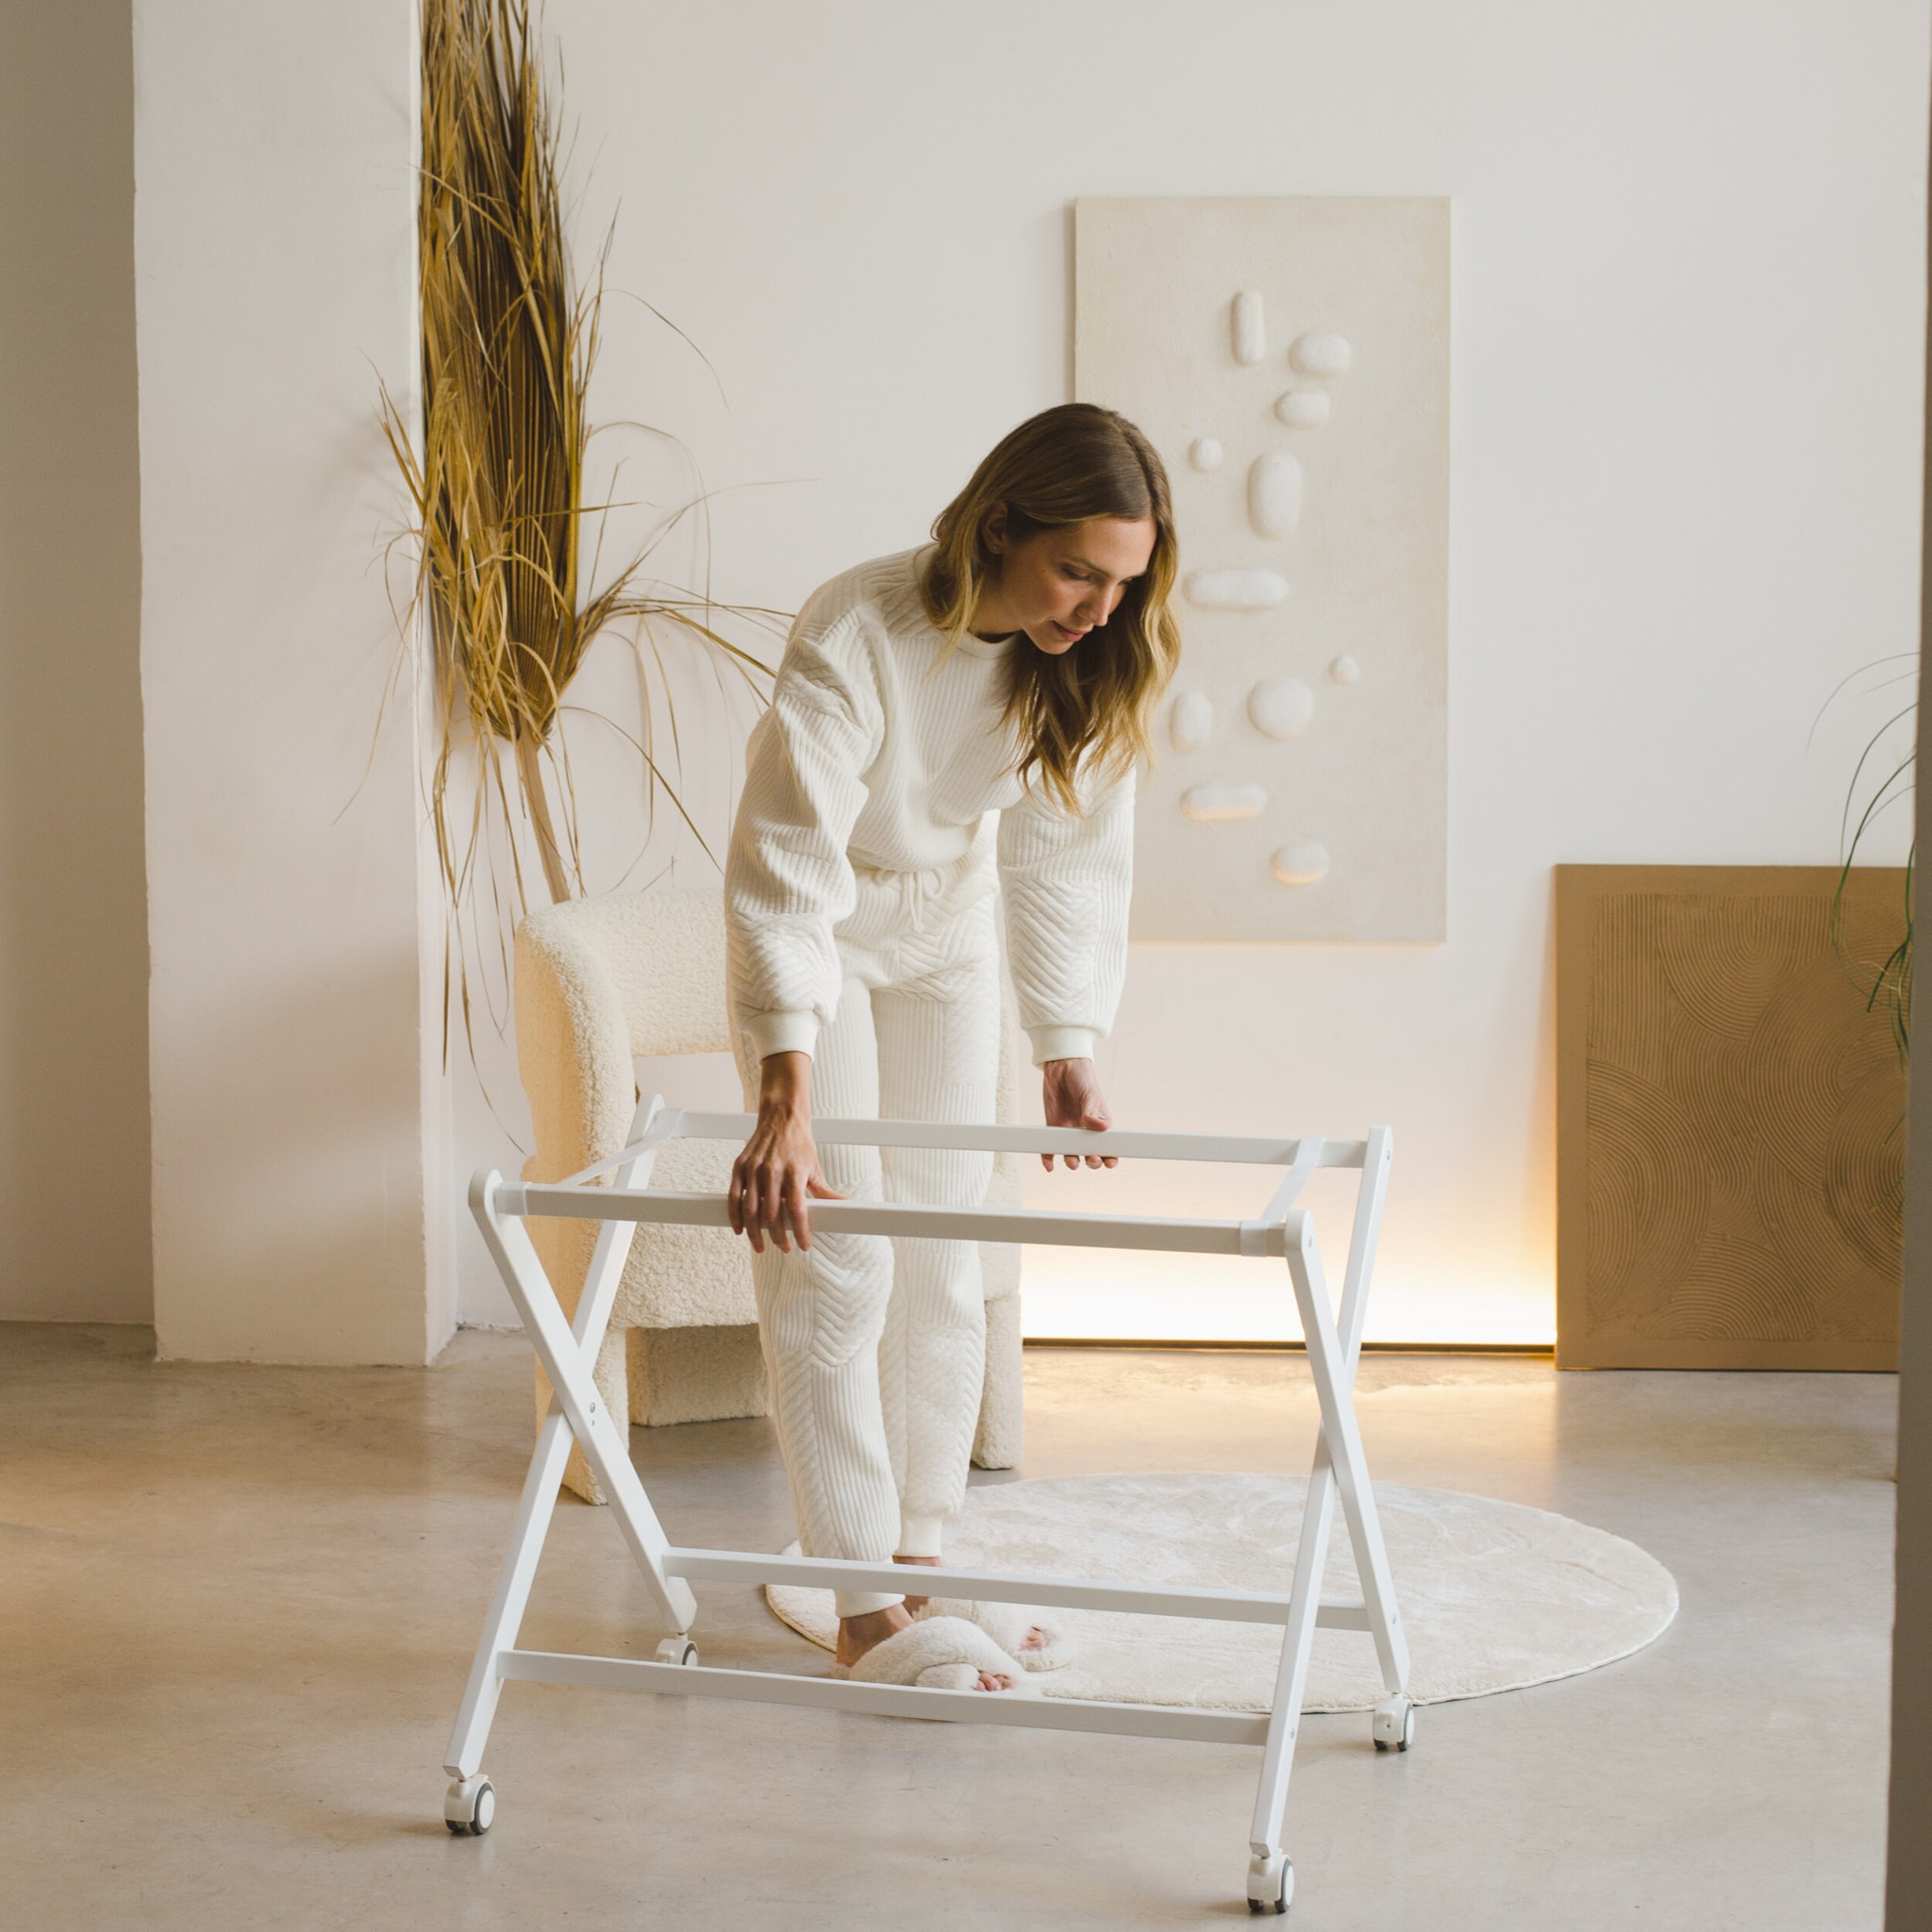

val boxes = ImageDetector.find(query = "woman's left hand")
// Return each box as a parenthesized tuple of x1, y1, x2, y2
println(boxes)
(1041, 1058, 1118, 1171)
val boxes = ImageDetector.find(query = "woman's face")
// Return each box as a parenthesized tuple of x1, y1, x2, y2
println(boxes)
(977, 511, 1158, 657)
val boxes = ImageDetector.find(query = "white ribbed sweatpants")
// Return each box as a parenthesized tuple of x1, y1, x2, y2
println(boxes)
(730, 850, 1001, 1618)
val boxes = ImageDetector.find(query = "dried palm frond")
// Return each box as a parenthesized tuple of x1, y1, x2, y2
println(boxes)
(379, 0, 778, 1071)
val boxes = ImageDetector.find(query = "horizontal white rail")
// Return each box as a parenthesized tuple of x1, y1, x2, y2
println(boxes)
(499, 1184, 1282, 1257)
(495, 1648, 1270, 1745)
(664, 1547, 1374, 1630)
(587, 1120, 1359, 1158)
(676, 1112, 1366, 1167)
(665, 1547, 1288, 1622)
(560, 1113, 1370, 1189)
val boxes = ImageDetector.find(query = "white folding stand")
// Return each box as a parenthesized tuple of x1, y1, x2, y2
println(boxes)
(446, 1097, 1410, 1918)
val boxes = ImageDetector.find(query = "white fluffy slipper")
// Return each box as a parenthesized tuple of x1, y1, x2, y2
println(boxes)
(913, 1597, 1077, 1672)
(834, 1614, 1041, 1695)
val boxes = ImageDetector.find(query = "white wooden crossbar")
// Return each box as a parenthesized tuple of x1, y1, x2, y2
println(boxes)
(501, 1183, 1291, 1257)
(558, 1110, 1370, 1188)
(660, 1546, 1372, 1628)
(495, 1649, 1273, 1744)
(443, 1095, 1412, 1915)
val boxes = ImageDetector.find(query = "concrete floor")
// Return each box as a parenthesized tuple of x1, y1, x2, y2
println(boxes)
(0, 1325, 1896, 1930)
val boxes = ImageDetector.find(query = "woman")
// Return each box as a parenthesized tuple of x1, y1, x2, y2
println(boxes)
(724, 403, 1179, 1693)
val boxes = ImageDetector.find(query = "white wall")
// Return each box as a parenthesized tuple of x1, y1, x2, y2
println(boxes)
(451, 0, 1930, 1343)
(135, 2, 451, 1362)
(0, 0, 150, 1324)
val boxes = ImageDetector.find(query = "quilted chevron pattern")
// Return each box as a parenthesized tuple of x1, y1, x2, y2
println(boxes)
(731, 871, 1003, 1612)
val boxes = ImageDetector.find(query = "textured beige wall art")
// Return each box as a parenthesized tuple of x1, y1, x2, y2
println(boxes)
(1556, 866, 1907, 1371)
(1074, 197, 1449, 941)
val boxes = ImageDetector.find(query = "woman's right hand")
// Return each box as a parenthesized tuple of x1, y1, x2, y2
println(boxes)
(728, 1051, 844, 1254)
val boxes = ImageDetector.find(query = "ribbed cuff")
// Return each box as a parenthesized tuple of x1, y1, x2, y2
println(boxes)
(744, 1009, 819, 1061)
(896, 1514, 945, 1559)
(1028, 1024, 1098, 1067)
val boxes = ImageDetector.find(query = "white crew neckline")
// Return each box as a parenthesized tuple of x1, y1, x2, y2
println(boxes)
(906, 544, 1015, 661)
(955, 628, 1017, 660)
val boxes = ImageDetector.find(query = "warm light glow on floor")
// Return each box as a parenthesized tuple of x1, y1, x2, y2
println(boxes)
(1017, 1247, 1556, 1347)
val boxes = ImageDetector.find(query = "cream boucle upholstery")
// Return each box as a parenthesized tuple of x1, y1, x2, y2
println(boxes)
(514, 883, 1024, 1505)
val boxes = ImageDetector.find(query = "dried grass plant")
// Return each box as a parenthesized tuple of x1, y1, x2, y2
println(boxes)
(380, 0, 777, 1063)
(1820, 656, 1915, 1066)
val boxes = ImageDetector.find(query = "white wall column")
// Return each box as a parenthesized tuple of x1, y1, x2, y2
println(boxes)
(134, 1, 452, 1362)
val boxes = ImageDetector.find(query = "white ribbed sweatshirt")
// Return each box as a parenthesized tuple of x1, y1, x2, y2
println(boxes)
(725, 547, 1134, 1069)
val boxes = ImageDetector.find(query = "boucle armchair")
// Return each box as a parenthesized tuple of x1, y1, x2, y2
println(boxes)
(513, 883, 1025, 1505)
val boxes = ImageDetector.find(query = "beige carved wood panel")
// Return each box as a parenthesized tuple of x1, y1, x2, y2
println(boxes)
(1074, 196, 1449, 941)
(1556, 865, 1906, 1371)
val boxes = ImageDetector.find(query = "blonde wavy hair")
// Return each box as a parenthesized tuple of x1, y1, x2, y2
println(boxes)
(921, 403, 1181, 813)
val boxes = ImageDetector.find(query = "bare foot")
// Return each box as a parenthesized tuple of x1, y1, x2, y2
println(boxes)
(893, 1552, 1050, 1657)
(834, 1601, 911, 1670)
(835, 1599, 1011, 1691)
(893, 1552, 940, 1615)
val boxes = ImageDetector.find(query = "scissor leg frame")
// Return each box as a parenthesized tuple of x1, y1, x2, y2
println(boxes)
(1245, 1134, 1408, 1911)
(442, 1110, 1409, 1915)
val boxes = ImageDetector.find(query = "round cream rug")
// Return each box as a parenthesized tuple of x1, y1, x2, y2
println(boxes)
(764, 1472, 1677, 1711)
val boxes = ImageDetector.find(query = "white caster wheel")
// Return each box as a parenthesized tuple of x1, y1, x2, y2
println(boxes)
(656, 1636, 698, 1667)
(444, 1774, 495, 1836)
(1373, 1695, 1415, 1753)
(1246, 1850, 1292, 1916)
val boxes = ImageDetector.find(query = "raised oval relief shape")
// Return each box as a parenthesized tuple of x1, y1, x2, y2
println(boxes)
(1231, 290, 1266, 366)
(1329, 654, 1360, 685)
(1248, 452, 1302, 538)
(1271, 840, 1331, 886)
(1289, 333, 1351, 378)
(1169, 691, 1212, 754)
(1274, 389, 1331, 428)
(1189, 436, 1224, 472)
(1181, 782, 1268, 823)
(1247, 677, 1314, 741)
(1184, 568, 1288, 611)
